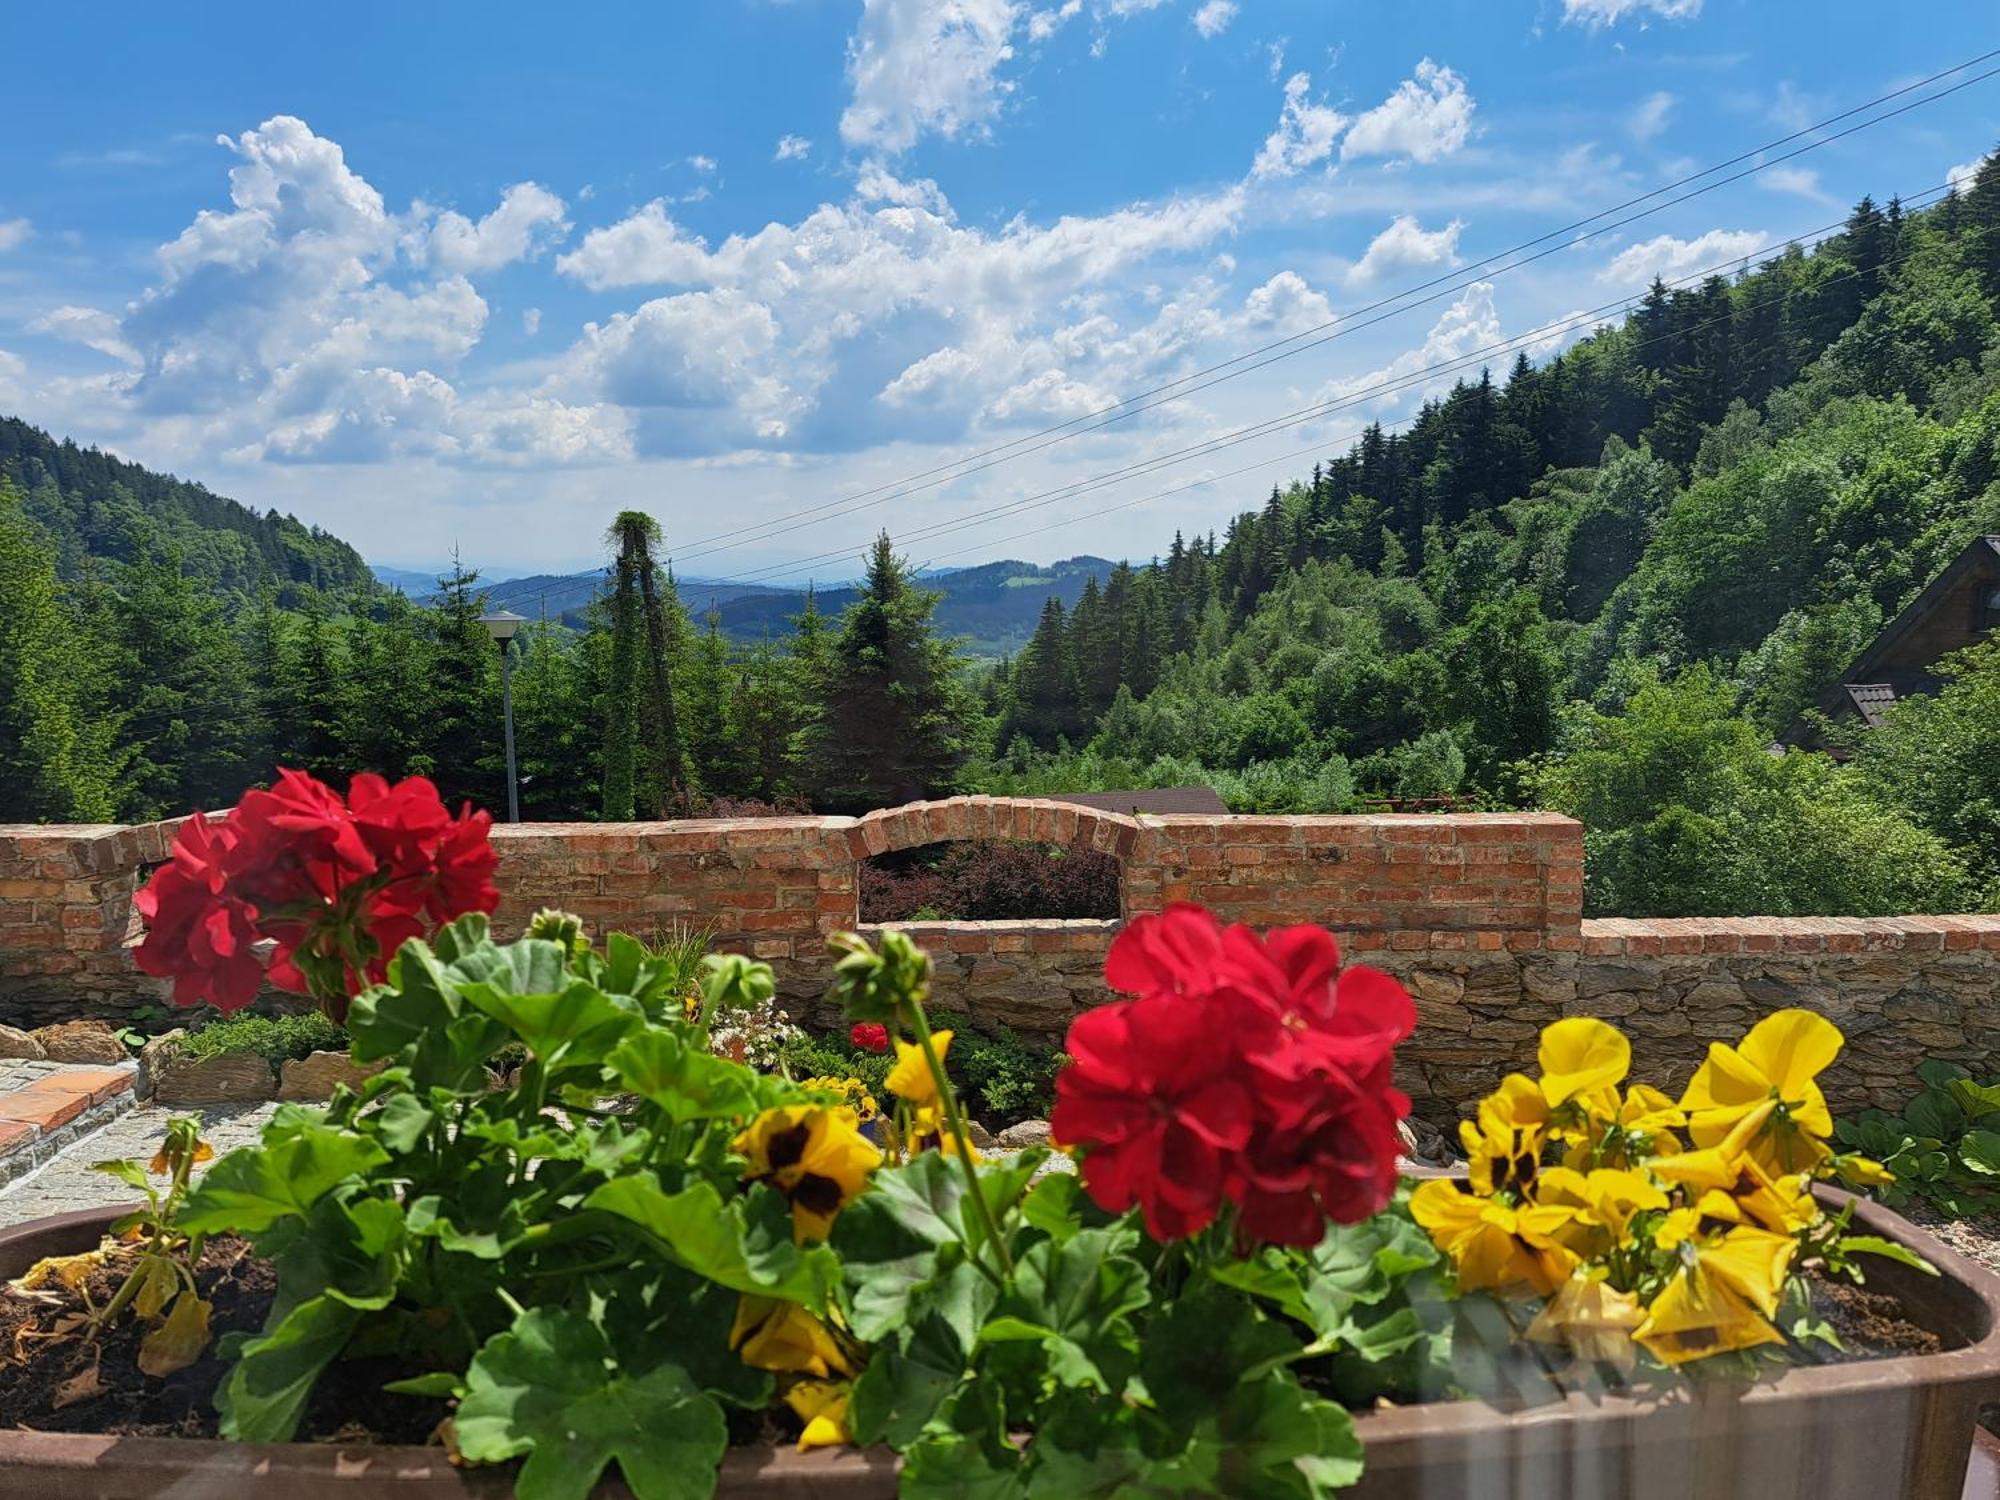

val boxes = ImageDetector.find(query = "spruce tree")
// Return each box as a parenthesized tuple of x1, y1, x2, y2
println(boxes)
(805, 533, 970, 811)
(0, 481, 118, 820)
(999, 596, 1086, 750)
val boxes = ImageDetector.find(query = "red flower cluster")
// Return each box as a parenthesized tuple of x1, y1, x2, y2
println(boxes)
(1050, 904, 1415, 1246)
(135, 769, 500, 1019)
(849, 1023, 890, 1054)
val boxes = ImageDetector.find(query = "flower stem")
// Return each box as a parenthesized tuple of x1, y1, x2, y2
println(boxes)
(906, 998, 1014, 1277)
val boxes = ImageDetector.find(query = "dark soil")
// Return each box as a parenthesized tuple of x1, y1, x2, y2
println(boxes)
(1801, 1269, 1943, 1362)
(0, 1237, 445, 1444)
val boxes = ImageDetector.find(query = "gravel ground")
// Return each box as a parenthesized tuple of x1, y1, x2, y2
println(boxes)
(0, 1102, 278, 1228)
(1900, 1199, 2000, 1278)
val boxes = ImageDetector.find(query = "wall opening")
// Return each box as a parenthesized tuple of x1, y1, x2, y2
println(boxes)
(860, 839, 1121, 924)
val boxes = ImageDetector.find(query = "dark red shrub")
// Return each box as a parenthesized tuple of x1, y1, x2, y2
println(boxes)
(860, 840, 1120, 922)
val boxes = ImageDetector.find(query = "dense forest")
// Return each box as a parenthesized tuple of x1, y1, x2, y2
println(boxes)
(4, 154, 2000, 919)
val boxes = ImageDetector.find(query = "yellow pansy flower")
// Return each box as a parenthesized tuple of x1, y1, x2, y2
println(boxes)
(784, 1380, 855, 1451)
(1634, 1224, 1796, 1366)
(1462, 1073, 1550, 1198)
(1539, 1018, 1631, 1109)
(885, 1030, 952, 1106)
(1650, 1121, 1820, 1238)
(730, 1296, 856, 1380)
(907, 1104, 979, 1160)
(735, 1105, 883, 1242)
(1680, 1010, 1841, 1176)
(1410, 1178, 1580, 1296)
(1833, 1154, 1895, 1189)
(1525, 1268, 1645, 1373)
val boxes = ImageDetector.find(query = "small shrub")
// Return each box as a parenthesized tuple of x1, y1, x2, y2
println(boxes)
(180, 1011, 347, 1064)
(777, 1011, 1064, 1127)
(861, 840, 1120, 922)
(1836, 1059, 2000, 1216)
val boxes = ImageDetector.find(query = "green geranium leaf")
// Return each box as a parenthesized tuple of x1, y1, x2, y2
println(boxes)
(456, 1307, 726, 1500)
(1019, 1173, 1085, 1244)
(1142, 1283, 1302, 1432)
(833, 1153, 969, 1341)
(347, 936, 512, 1091)
(584, 1173, 837, 1309)
(849, 1310, 965, 1446)
(180, 1113, 389, 1234)
(899, 1430, 1029, 1500)
(215, 1293, 363, 1442)
(455, 976, 643, 1072)
(371, 1092, 436, 1155)
(987, 1225, 1149, 1394)
(382, 1371, 464, 1398)
(266, 1194, 408, 1312)
(606, 1030, 761, 1124)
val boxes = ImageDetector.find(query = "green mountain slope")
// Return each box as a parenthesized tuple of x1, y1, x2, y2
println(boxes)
(0, 416, 373, 598)
(978, 163, 2000, 915)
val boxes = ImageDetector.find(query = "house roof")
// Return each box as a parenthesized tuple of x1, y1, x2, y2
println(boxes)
(1841, 682, 1898, 729)
(1836, 535, 2000, 686)
(1054, 787, 1231, 816)
(1778, 535, 2000, 749)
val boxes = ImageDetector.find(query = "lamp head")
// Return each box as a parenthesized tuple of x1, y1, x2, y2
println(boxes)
(480, 608, 527, 644)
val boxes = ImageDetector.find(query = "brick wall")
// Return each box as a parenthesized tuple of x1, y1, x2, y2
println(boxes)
(3, 800, 1996, 1122)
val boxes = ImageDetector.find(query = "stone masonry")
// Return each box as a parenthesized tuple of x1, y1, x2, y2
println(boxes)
(3, 799, 1997, 1122)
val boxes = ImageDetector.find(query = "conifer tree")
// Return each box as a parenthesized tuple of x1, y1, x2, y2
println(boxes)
(0, 481, 118, 820)
(805, 533, 970, 811)
(999, 596, 1086, 749)
(601, 513, 694, 818)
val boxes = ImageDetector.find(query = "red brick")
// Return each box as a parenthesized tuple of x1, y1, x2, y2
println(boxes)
(0, 1120, 34, 1155)
(0, 1080, 91, 1130)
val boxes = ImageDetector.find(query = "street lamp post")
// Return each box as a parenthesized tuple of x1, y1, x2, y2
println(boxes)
(480, 609, 527, 823)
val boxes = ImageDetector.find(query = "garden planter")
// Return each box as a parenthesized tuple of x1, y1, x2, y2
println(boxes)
(3, 1191, 1998, 1500)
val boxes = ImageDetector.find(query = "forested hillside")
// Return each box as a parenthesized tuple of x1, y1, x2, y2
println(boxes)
(3, 157, 1998, 920)
(977, 161, 2000, 915)
(0, 418, 372, 598)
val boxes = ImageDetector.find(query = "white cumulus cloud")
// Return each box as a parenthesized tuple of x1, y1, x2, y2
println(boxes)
(1598, 228, 1764, 287)
(1192, 0, 1237, 39)
(422, 182, 570, 274)
(1252, 73, 1349, 179)
(774, 134, 812, 162)
(1240, 271, 1333, 335)
(1562, 0, 1702, 28)
(1341, 59, 1474, 165)
(31, 305, 140, 364)
(1346, 215, 1463, 285)
(840, 0, 1022, 154)
(1949, 157, 1984, 192)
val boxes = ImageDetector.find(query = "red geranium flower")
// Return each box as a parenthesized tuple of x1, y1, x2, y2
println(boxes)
(850, 1023, 890, 1054)
(1053, 903, 1414, 1247)
(133, 768, 502, 1021)
(133, 813, 264, 1012)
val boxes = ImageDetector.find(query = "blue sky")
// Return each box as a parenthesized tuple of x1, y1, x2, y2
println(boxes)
(1, 0, 1996, 582)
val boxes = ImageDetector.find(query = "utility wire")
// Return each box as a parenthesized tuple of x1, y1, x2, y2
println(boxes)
(474, 54, 1999, 611)
(657, 55, 2000, 564)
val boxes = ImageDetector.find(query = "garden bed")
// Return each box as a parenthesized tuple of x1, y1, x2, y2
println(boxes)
(2, 1190, 1996, 1499)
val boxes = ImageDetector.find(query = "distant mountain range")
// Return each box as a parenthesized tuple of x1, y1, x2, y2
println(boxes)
(373, 555, 1118, 658)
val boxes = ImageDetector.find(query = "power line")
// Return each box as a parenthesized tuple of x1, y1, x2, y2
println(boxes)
(713, 186, 1958, 585)
(471, 51, 2000, 612)
(102, 209, 1938, 750)
(655, 53, 2000, 565)
(462, 186, 1946, 617)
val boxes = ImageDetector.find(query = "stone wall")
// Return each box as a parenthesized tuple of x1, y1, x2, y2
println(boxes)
(2, 801, 1996, 1122)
